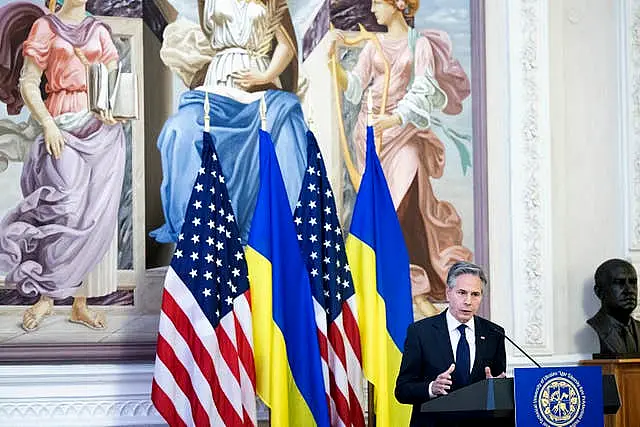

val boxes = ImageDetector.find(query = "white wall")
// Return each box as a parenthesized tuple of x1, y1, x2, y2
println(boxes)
(551, 0, 624, 356)
(487, 0, 632, 367)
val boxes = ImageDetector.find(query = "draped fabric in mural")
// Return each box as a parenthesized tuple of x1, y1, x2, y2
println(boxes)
(330, 0, 476, 317)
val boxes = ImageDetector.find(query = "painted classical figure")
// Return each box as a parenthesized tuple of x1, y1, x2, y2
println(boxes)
(329, 0, 472, 315)
(151, 0, 308, 244)
(587, 259, 640, 355)
(0, 0, 125, 331)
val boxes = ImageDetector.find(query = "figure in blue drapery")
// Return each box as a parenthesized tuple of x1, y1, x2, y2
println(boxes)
(151, 0, 307, 244)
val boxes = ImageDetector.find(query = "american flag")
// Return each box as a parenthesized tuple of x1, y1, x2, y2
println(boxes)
(294, 132, 365, 427)
(152, 131, 257, 427)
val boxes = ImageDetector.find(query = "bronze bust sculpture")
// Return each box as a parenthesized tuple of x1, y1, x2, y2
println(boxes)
(587, 259, 640, 355)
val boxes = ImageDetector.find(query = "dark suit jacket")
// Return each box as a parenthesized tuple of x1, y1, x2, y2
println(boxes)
(587, 308, 640, 354)
(395, 310, 507, 427)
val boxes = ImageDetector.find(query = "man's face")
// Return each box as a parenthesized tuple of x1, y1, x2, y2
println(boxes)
(446, 273, 483, 323)
(602, 265, 638, 316)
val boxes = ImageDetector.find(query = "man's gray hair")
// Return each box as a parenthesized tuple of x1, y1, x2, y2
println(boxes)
(446, 261, 488, 290)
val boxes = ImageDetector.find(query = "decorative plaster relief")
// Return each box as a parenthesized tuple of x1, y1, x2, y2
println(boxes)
(510, 0, 554, 352)
(624, 1, 640, 251)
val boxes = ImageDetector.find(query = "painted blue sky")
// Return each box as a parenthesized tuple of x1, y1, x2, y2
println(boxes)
(416, 0, 471, 73)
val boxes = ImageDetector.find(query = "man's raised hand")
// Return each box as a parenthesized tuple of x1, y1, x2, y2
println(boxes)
(432, 363, 456, 396)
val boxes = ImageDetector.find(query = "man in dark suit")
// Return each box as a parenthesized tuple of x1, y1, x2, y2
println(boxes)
(395, 261, 507, 427)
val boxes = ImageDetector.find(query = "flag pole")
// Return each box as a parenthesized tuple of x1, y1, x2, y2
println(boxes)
(260, 95, 267, 131)
(204, 90, 210, 133)
(366, 89, 377, 427)
(368, 382, 376, 426)
(367, 89, 373, 128)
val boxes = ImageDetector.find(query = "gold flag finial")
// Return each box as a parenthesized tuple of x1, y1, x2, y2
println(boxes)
(260, 95, 267, 131)
(367, 89, 373, 126)
(204, 90, 210, 133)
(307, 104, 315, 133)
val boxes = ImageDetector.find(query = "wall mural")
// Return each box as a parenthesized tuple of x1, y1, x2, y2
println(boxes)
(0, 0, 139, 334)
(0, 0, 481, 358)
(330, 0, 476, 318)
(0, 1, 148, 352)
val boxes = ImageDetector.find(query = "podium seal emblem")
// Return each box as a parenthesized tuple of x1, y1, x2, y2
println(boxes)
(533, 370, 586, 426)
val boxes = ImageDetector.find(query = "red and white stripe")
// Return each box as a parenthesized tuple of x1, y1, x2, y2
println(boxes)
(152, 267, 256, 427)
(314, 295, 366, 427)
(313, 298, 331, 402)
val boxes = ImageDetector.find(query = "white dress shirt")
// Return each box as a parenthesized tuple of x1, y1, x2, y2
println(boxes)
(446, 309, 476, 371)
(428, 310, 476, 398)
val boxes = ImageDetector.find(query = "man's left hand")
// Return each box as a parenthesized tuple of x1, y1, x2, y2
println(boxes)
(485, 367, 506, 379)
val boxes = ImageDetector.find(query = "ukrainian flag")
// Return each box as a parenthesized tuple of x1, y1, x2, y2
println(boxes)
(346, 126, 413, 426)
(246, 129, 330, 427)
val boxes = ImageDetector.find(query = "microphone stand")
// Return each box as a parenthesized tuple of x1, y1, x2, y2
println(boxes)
(494, 327, 542, 368)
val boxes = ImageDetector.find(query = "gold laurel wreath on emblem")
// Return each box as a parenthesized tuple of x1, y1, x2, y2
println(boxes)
(329, 23, 390, 191)
(536, 376, 582, 427)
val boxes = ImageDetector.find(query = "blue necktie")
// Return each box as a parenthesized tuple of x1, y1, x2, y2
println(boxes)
(456, 324, 470, 386)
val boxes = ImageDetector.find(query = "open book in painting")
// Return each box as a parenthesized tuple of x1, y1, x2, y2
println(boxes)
(87, 62, 138, 120)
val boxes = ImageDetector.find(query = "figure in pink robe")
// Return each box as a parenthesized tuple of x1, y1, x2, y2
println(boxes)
(0, 2, 125, 330)
(344, 27, 472, 303)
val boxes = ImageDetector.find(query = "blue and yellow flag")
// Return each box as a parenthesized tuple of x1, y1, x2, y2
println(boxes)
(246, 129, 330, 427)
(346, 126, 413, 426)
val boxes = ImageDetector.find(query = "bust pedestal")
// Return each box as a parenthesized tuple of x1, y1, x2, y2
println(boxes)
(580, 357, 640, 427)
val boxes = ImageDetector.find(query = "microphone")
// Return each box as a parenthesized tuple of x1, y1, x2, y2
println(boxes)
(491, 326, 542, 368)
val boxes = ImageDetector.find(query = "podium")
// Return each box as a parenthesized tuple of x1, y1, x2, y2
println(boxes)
(420, 376, 620, 426)
(580, 358, 640, 427)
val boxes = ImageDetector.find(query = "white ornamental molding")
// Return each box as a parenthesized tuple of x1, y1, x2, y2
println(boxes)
(508, 0, 554, 354)
(0, 364, 164, 426)
(0, 363, 273, 426)
(620, 0, 640, 319)
(0, 400, 160, 422)
(621, 0, 640, 257)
